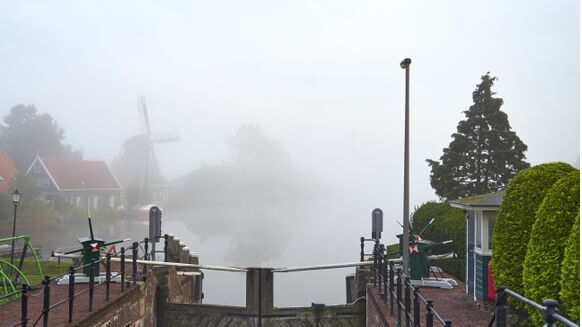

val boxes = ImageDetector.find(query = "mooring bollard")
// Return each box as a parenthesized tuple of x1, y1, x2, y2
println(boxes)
(426, 299, 434, 327)
(106, 253, 111, 302)
(42, 276, 50, 327)
(68, 266, 75, 323)
(21, 284, 30, 327)
(120, 247, 126, 293)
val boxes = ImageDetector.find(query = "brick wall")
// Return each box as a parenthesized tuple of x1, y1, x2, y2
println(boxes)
(72, 272, 158, 327)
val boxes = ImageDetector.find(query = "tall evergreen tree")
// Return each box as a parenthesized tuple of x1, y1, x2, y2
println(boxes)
(427, 73, 529, 200)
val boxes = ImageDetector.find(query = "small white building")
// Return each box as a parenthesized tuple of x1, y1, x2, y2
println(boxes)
(449, 191, 504, 302)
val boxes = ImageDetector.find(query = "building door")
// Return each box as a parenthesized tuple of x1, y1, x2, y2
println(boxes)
(467, 211, 475, 299)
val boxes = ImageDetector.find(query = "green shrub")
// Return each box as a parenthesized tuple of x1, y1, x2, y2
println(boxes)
(410, 202, 465, 258)
(560, 213, 580, 323)
(491, 162, 575, 296)
(522, 171, 579, 324)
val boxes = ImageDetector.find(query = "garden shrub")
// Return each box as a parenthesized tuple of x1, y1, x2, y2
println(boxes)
(522, 171, 579, 324)
(560, 213, 580, 323)
(491, 162, 575, 296)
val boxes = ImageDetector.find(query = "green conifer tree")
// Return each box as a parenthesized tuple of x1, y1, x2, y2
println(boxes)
(427, 73, 529, 200)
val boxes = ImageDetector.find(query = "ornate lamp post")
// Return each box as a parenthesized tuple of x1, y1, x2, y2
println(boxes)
(400, 58, 411, 276)
(9, 189, 21, 269)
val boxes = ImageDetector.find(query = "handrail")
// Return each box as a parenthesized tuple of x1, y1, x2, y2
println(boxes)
(494, 287, 579, 327)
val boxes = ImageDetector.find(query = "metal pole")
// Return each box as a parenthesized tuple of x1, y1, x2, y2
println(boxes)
(68, 266, 75, 323)
(10, 202, 18, 272)
(42, 276, 50, 327)
(360, 237, 365, 262)
(121, 247, 125, 293)
(397, 269, 402, 327)
(106, 253, 111, 302)
(89, 259, 95, 312)
(21, 284, 29, 327)
(426, 299, 434, 327)
(400, 58, 411, 277)
(132, 241, 138, 285)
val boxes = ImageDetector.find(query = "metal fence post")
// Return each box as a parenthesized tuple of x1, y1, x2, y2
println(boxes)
(164, 234, 169, 262)
(143, 237, 149, 278)
(389, 261, 395, 316)
(413, 286, 420, 327)
(379, 245, 386, 302)
(132, 241, 138, 285)
(541, 299, 559, 327)
(68, 266, 75, 323)
(360, 237, 365, 262)
(405, 277, 411, 327)
(397, 269, 402, 327)
(426, 299, 434, 327)
(21, 284, 29, 327)
(106, 253, 111, 302)
(42, 276, 50, 327)
(373, 240, 379, 287)
(120, 247, 126, 293)
(89, 259, 95, 312)
(495, 287, 507, 327)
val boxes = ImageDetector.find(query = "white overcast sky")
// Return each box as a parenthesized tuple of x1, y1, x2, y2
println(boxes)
(0, 0, 579, 208)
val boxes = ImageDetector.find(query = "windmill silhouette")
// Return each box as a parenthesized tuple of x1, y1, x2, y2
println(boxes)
(114, 97, 179, 207)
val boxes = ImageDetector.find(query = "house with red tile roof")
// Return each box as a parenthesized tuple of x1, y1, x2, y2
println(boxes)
(0, 151, 18, 192)
(25, 156, 123, 209)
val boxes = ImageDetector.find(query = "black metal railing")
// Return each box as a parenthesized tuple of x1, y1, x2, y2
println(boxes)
(369, 239, 452, 327)
(3, 237, 153, 327)
(489, 287, 579, 327)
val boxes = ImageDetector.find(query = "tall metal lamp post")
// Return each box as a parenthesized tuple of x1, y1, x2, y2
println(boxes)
(400, 58, 411, 276)
(9, 189, 21, 269)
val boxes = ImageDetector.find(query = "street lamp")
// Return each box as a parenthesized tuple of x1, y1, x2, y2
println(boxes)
(9, 189, 21, 270)
(400, 58, 411, 276)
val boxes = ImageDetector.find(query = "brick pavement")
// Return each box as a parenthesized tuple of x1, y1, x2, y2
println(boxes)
(0, 263, 141, 327)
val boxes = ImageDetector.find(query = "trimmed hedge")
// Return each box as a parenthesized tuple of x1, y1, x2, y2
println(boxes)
(560, 213, 580, 323)
(491, 162, 575, 296)
(410, 201, 466, 258)
(522, 171, 579, 324)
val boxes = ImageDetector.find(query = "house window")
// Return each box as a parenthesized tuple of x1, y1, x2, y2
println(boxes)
(33, 164, 41, 173)
(41, 179, 50, 188)
(109, 196, 115, 208)
(475, 211, 482, 249)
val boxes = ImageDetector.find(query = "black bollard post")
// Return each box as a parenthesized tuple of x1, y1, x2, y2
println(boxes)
(389, 261, 395, 316)
(405, 277, 411, 327)
(106, 253, 111, 302)
(413, 287, 420, 327)
(132, 241, 138, 285)
(143, 237, 149, 277)
(164, 234, 169, 262)
(42, 276, 50, 327)
(68, 266, 75, 323)
(120, 247, 126, 293)
(373, 240, 379, 287)
(396, 269, 402, 327)
(381, 246, 388, 302)
(21, 284, 30, 327)
(426, 299, 434, 327)
(360, 237, 365, 262)
(444, 320, 453, 327)
(541, 299, 559, 327)
(89, 259, 95, 312)
(494, 287, 507, 327)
